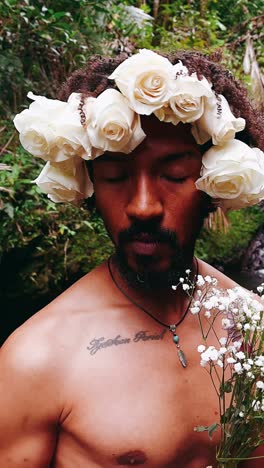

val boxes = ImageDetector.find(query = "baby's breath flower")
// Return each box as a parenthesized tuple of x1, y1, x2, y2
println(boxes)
(204, 311, 211, 318)
(227, 357, 236, 364)
(256, 381, 264, 390)
(182, 283, 190, 291)
(197, 345, 206, 353)
(204, 275, 212, 283)
(191, 306, 200, 315)
(252, 400, 261, 411)
(235, 351, 246, 360)
(239, 411, 244, 417)
(243, 363, 251, 371)
(233, 341, 242, 349)
(222, 318, 232, 329)
(234, 362, 243, 374)
(196, 275, 205, 287)
(219, 337, 227, 346)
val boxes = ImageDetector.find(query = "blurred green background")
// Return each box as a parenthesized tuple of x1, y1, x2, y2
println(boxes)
(0, 0, 263, 343)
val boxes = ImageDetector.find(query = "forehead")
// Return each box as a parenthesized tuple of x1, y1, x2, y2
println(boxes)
(97, 116, 201, 166)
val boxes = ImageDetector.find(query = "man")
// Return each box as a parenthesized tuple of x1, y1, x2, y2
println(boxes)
(1, 49, 264, 467)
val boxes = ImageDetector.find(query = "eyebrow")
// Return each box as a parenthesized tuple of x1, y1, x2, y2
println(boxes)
(162, 151, 197, 163)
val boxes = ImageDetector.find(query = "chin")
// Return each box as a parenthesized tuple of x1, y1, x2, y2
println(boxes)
(114, 248, 191, 290)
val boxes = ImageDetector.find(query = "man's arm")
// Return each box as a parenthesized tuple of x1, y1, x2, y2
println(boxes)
(0, 325, 62, 467)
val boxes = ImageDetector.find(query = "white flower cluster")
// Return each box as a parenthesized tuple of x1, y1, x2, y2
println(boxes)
(13, 49, 264, 206)
(191, 276, 264, 416)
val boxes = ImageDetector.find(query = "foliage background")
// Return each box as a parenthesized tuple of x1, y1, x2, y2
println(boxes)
(0, 0, 263, 343)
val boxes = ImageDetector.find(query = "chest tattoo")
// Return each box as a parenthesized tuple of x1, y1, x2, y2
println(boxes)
(87, 329, 167, 356)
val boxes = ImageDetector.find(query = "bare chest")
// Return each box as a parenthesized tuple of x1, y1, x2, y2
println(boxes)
(54, 327, 221, 467)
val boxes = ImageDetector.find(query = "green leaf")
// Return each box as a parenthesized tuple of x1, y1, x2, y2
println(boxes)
(194, 425, 208, 433)
(208, 423, 219, 439)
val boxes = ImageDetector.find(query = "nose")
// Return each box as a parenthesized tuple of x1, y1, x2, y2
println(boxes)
(125, 175, 163, 222)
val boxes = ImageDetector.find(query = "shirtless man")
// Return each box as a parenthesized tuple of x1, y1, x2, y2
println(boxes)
(1, 49, 264, 467)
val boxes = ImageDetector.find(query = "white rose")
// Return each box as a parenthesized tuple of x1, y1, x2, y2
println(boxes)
(108, 49, 175, 115)
(169, 73, 213, 123)
(154, 104, 180, 126)
(85, 88, 146, 157)
(195, 139, 264, 210)
(191, 94, 245, 145)
(14, 92, 91, 162)
(34, 158, 93, 203)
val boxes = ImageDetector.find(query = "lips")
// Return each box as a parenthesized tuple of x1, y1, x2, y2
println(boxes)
(128, 233, 162, 255)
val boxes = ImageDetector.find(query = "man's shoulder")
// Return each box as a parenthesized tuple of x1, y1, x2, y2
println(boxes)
(1, 262, 109, 369)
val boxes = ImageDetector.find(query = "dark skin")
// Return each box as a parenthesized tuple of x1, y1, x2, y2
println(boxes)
(0, 116, 262, 467)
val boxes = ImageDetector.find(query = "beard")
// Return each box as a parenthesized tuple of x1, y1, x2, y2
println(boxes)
(113, 220, 193, 290)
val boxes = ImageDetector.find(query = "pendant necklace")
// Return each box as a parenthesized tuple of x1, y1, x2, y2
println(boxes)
(107, 256, 198, 369)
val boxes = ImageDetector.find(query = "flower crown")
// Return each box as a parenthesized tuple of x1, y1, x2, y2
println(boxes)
(14, 49, 264, 210)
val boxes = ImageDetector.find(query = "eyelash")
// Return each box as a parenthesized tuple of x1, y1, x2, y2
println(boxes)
(161, 175, 187, 183)
(105, 175, 128, 183)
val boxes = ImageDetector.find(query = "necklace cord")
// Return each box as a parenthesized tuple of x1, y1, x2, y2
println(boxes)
(107, 256, 199, 329)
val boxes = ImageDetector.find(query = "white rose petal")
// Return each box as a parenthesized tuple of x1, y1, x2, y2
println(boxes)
(154, 104, 180, 126)
(14, 92, 91, 162)
(169, 73, 213, 123)
(191, 94, 245, 146)
(35, 159, 93, 203)
(109, 49, 175, 115)
(85, 89, 146, 156)
(195, 139, 264, 210)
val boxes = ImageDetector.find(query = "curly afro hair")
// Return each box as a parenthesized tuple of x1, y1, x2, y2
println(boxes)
(59, 50, 264, 150)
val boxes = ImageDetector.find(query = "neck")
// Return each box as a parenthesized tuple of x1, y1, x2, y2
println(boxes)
(108, 254, 197, 326)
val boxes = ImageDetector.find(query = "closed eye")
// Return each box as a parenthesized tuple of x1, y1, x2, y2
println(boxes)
(161, 175, 187, 183)
(104, 174, 128, 183)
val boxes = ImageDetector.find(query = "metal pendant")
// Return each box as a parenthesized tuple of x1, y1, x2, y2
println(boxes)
(177, 348, 187, 368)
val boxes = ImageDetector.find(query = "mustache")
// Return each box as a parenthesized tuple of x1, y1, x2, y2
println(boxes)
(118, 221, 179, 246)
